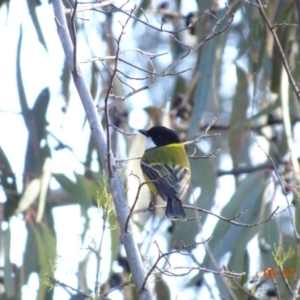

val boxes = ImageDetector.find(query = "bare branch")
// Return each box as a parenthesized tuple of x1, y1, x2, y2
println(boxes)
(278, 264, 293, 294)
(97, 86, 149, 112)
(52, 1, 153, 298)
(157, 266, 245, 278)
(271, 22, 298, 29)
(142, 239, 212, 289)
(189, 148, 221, 159)
(108, 124, 137, 136)
(255, 0, 300, 101)
(103, 8, 135, 177)
(271, 277, 282, 300)
(99, 281, 132, 299)
(48, 276, 90, 298)
(115, 155, 142, 163)
(186, 205, 279, 227)
(243, 0, 259, 8)
(256, 141, 299, 238)
(93, 2, 238, 106)
(142, 239, 244, 289)
(184, 117, 220, 146)
(70, 0, 78, 74)
(140, 7, 148, 22)
(104, 4, 210, 35)
(125, 172, 144, 232)
(256, 140, 300, 300)
(64, 0, 114, 14)
(125, 172, 169, 232)
(133, 204, 280, 227)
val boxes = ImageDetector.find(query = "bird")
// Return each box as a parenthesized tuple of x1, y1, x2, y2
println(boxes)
(139, 126, 190, 221)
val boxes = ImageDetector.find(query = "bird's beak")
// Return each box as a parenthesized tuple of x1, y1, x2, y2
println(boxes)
(138, 129, 148, 136)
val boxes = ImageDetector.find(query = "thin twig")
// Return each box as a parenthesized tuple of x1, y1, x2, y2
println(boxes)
(140, 7, 148, 22)
(256, 142, 300, 300)
(93, 2, 237, 108)
(184, 117, 219, 146)
(142, 239, 244, 289)
(183, 133, 221, 147)
(255, 0, 300, 101)
(189, 148, 221, 159)
(243, 0, 259, 8)
(231, 277, 260, 300)
(52, 1, 153, 298)
(48, 276, 90, 298)
(124, 173, 145, 232)
(115, 155, 142, 163)
(94, 209, 109, 296)
(100, 5, 210, 35)
(157, 266, 244, 278)
(97, 86, 149, 112)
(256, 141, 299, 238)
(278, 264, 293, 294)
(70, 0, 78, 74)
(108, 124, 137, 136)
(125, 172, 168, 232)
(103, 7, 135, 177)
(99, 281, 133, 298)
(271, 277, 282, 300)
(271, 22, 298, 29)
(142, 239, 213, 289)
(133, 204, 279, 227)
(64, 0, 114, 13)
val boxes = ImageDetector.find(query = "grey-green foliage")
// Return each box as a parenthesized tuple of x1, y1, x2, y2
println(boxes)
(1, 0, 300, 299)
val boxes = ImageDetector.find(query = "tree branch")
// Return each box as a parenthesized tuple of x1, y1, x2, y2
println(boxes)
(51, 1, 153, 299)
(255, 0, 300, 101)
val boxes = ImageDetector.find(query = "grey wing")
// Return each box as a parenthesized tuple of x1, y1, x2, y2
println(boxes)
(141, 162, 190, 201)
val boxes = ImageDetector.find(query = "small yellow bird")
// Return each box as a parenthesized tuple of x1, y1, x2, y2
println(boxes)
(139, 126, 190, 220)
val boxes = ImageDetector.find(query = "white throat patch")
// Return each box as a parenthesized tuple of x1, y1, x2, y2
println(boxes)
(145, 137, 156, 150)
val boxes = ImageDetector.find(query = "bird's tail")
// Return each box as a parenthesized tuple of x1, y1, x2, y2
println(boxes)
(166, 198, 187, 221)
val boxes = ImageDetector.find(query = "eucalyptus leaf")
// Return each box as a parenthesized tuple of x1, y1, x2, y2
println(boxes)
(188, 171, 271, 297)
(0, 147, 19, 219)
(170, 148, 216, 246)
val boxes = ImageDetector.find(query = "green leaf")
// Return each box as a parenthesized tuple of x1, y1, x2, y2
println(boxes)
(228, 66, 250, 166)
(188, 6, 230, 138)
(155, 275, 170, 300)
(61, 59, 71, 108)
(0, 0, 10, 24)
(0, 0, 10, 7)
(171, 148, 217, 246)
(53, 173, 95, 210)
(190, 148, 217, 211)
(26, 0, 47, 51)
(32, 223, 56, 299)
(248, 99, 280, 121)
(210, 172, 270, 296)
(24, 89, 50, 175)
(23, 222, 56, 299)
(259, 203, 279, 269)
(31, 88, 50, 142)
(3, 227, 18, 298)
(0, 147, 19, 219)
(16, 26, 30, 128)
(108, 212, 119, 270)
(188, 171, 271, 297)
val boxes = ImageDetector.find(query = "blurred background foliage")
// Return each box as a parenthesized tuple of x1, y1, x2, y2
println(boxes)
(0, 0, 300, 299)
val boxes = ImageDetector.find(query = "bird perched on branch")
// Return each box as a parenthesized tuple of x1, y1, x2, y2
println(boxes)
(139, 126, 190, 221)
